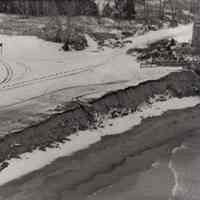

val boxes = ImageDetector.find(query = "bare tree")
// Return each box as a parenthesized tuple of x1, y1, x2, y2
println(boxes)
(168, 0, 177, 26)
(113, 0, 136, 19)
(159, 0, 166, 19)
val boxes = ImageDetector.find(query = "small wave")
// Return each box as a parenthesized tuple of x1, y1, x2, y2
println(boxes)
(172, 144, 188, 155)
(152, 161, 160, 168)
(169, 144, 188, 199)
(169, 160, 180, 197)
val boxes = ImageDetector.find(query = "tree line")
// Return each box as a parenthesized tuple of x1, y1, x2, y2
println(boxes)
(0, 0, 192, 21)
(0, 0, 136, 18)
(0, 0, 98, 16)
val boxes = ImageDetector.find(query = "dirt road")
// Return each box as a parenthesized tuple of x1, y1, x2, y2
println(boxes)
(0, 104, 200, 200)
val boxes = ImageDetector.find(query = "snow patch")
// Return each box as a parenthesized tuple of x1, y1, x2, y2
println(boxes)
(127, 24, 192, 48)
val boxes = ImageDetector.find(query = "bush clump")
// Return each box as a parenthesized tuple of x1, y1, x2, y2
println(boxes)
(62, 32, 88, 51)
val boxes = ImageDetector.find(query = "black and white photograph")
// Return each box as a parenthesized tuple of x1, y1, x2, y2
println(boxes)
(0, 0, 199, 199)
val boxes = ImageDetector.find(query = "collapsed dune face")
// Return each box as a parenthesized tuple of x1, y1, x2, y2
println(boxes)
(0, 70, 199, 165)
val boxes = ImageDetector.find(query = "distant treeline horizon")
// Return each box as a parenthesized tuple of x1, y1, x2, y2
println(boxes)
(0, 0, 99, 16)
(0, 0, 137, 19)
(0, 0, 193, 20)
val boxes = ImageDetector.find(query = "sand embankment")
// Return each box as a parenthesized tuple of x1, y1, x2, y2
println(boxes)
(0, 70, 199, 164)
(0, 70, 200, 199)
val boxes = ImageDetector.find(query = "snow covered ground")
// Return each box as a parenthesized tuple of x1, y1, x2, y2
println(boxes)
(0, 23, 193, 136)
(0, 24, 193, 108)
(0, 96, 199, 186)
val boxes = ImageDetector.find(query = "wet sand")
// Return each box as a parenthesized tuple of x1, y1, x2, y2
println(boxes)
(0, 105, 200, 200)
(87, 143, 175, 200)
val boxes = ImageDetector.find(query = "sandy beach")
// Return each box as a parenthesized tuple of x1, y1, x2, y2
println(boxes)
(0, 103, 200, 200)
